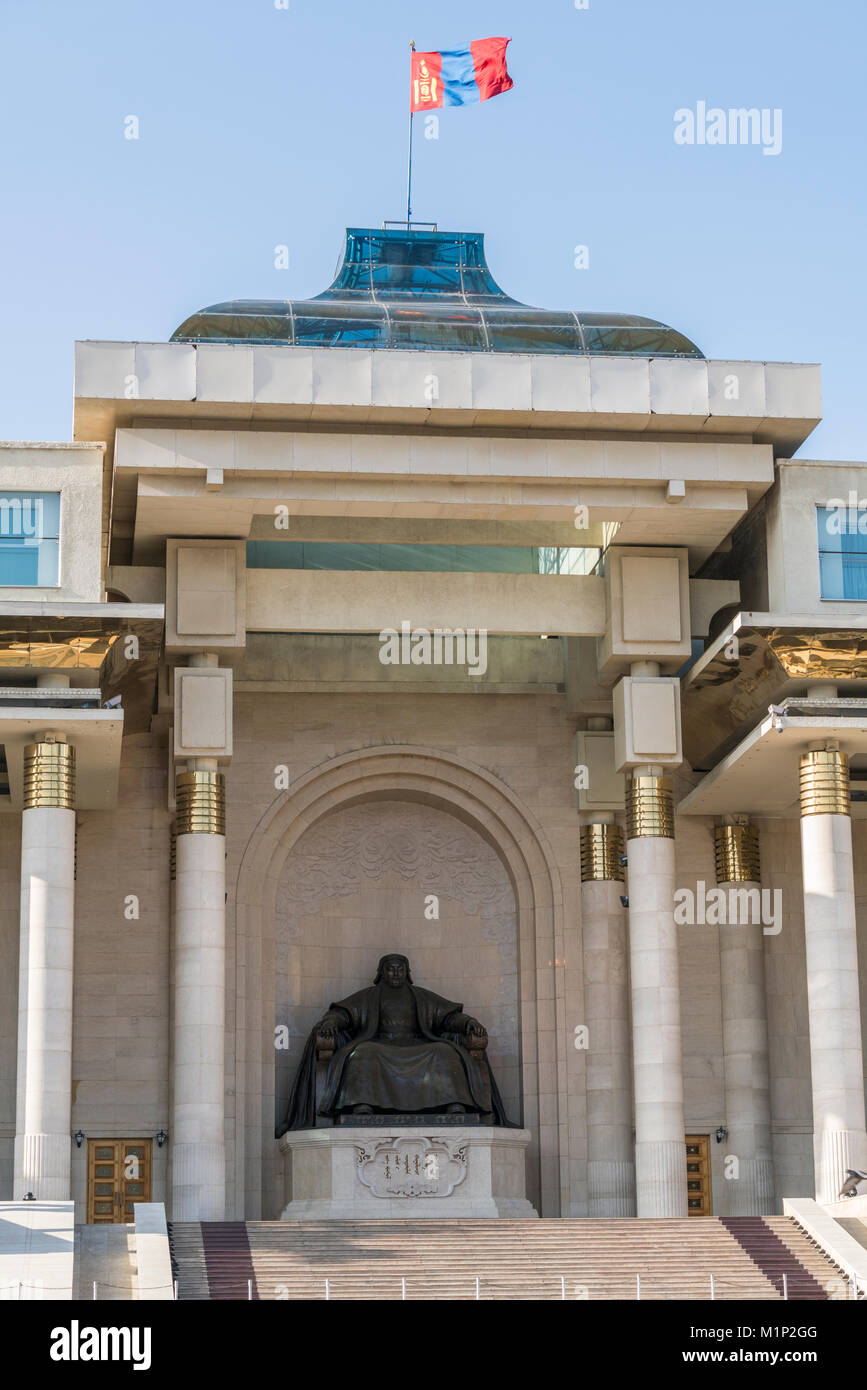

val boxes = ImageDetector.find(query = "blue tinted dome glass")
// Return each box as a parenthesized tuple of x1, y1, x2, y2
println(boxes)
(171, 227, 703, 357)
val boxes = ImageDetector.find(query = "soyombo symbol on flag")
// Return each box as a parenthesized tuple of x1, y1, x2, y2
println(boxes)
(410, 38, 514, 112)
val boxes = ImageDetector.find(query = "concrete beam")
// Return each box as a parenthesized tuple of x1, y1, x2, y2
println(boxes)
(75, 342, 822, 456)
(115, 428, 767, 565)
(246, 568, 607, 637)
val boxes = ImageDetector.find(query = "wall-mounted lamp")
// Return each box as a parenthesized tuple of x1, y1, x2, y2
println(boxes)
(74, 1130, 85, 1148)
(619, 895, 629, 909)
(155, 1130, 168, 1148)
(715, 1126, 728, 1144)
(619, 855, 628, 868)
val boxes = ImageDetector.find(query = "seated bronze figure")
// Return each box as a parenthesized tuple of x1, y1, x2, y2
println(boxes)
(278, 953, 512, 1131)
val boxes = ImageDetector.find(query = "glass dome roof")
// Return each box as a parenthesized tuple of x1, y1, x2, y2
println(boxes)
(171, 226, 703, 357)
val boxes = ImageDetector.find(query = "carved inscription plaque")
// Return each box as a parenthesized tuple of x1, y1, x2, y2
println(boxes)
(355, 1136, 469, 1199)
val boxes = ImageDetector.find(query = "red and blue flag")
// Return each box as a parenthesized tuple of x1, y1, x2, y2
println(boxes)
(410, 38, 513, 113)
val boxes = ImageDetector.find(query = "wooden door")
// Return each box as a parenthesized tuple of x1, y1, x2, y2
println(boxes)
(86, 1139, 152, 1223)
(685, 1134, 712, 1215)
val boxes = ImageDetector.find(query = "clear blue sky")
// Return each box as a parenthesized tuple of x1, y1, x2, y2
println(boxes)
(1, 0, 864, 459)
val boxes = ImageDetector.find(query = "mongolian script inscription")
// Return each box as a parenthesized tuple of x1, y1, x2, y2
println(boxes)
(355, 1136, 469, 1199)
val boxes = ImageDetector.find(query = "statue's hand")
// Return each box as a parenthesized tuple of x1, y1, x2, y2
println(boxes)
(465, 1021, 488, 1050)
(315, 1023, 339, 1056)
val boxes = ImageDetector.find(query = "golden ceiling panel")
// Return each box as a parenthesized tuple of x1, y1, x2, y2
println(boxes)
(766, 629, 867, 679)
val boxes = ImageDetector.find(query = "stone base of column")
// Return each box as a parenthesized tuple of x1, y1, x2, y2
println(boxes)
(635, 1140, 688, 1217)
(726, 1157, 775, 1215)
(814, 1129, 867, 1207)
(588, 1160, 636, 1217)
(13, 1132, 71, 1200)
(171, 1142, 226, 1222)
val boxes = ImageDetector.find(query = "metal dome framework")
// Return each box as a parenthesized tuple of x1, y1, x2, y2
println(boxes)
(171, 226, 704, 358)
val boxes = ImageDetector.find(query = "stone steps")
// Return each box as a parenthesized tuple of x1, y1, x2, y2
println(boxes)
(167, 1222, 208, 1301)
(168, 1216, 844, 1301)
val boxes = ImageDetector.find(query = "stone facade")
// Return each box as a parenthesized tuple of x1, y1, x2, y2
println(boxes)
(2, 225, 866, 1228)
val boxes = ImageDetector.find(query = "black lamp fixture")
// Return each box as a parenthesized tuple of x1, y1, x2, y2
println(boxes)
(619, 895, 629, 909)
(155, 1130, 168, 1148)
(715, 1126, 728, 1144)
(74, 1130, 84, 1148)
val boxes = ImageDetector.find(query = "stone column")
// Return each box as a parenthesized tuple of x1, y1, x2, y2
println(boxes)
(14, 735, 76, 1200)
(581, 816, 635, 1215)
(171, 761, 226, 1221)
(626, 767, 688, 1217)
(799, 745, 867, 1204)
(714, 819, 774, 1214)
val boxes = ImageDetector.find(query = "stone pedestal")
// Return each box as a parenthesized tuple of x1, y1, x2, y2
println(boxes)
(279, 1127, 538, 1219)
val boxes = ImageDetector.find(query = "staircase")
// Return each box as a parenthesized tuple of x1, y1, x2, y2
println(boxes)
(168, 1216, 843, 1301)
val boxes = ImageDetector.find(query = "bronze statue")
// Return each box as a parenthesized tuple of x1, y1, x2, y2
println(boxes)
(278, 953, 513, 1131)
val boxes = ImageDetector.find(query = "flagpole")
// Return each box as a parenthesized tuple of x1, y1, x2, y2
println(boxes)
(406, 41, 415, 226)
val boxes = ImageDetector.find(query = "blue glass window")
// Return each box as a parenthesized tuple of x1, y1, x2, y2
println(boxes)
(817, 504, 867, 599)
(246, 541, 600, 575)
(0, 492, 60, 587)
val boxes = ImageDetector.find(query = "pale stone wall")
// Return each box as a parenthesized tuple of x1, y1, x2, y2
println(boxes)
(2, 681, 863, 1218)
(275, 799, 520, 1111)
(672, 808, 728, 1208)
(0, 444, 103, 602)
(766, 460, 867, 617)
(227, 690, 583, 1220)
(756, 817, 815, 1206)
(67, 734, 172, 1220)
(274, 799, 523, 1187)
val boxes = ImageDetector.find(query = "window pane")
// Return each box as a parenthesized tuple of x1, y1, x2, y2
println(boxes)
(817, 504, 867, 598)
(246, 542, 602, 576)
(0, 492, 61, 587)
(0, 538, 58, 587)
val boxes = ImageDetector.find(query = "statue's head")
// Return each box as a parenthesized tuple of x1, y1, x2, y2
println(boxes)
(374, 954, 413, 988)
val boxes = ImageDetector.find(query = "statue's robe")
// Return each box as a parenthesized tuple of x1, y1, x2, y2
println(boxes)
(278, 983, 513, 1133)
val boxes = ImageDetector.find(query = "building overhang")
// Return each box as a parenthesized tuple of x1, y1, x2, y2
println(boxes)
(0, 603, 164, 736)
(679, 700, 867, 818)
(0, 708, 124, 812)
(681, 613, 867, 770)
(74, 342, 822, 453)
(109, 426, 774, 568)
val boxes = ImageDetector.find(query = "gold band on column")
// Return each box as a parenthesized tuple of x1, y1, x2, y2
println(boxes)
(580, 823, 625, 882)
(175, 771, 226, 835)
(714, 823, 760, 883)
(23, 740, 75, 810)
(626, 775, 674, 839)
(799, 749, 850, 817)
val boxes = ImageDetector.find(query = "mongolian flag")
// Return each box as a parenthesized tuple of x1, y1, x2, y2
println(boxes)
(410, 38, 514, 113)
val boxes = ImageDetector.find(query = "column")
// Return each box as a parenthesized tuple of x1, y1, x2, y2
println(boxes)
(715, 818, 774, 1214)
(799, 744, 867, 1204)
(171, 760, 226, 1221)
(14, 735, 76, 1200)
(581, 816, 635, 1215)
(626, 767, 688, 1217)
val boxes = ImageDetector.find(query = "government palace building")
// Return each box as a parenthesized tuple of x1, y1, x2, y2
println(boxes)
(2, 224, 867, 1300)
